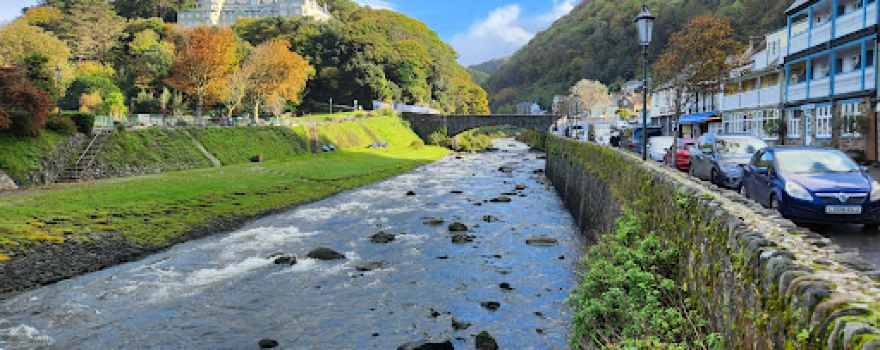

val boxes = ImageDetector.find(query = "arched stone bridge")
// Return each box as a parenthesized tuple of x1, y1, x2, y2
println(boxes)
(402, 113, 562, 140)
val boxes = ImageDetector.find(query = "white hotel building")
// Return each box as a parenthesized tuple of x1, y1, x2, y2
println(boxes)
(177, 0, 332, 27)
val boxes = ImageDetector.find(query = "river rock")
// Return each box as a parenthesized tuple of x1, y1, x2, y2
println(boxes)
(356, 261, 388, 271)
(273, 255, 297, 266)
(526, 235, 558, 246)
(423, 217, 445, 225)
(258, 338, 279, 348)
(397, 341, 454, 350)
(533, 169, 544, 174)
(480, 301, 501, 311)
(451, 233, 474, 244)
(450, 190, 463, 194)
(371, 231, 396, 243)
(490, 196, 511, 203)
(498, 166, 514, 173)
(515, 184, 527, 190)
(451, 317, 471, 330)
(306, 248, 346, 260)
(475, 331, 498, 350)
(406, 190, 417, 196)
(482, 215, 499, 223)
(448, 222, 468, 232)
(500, 282, 513, 291)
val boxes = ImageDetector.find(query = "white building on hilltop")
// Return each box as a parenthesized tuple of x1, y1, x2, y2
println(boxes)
(178, 0, 332, 27)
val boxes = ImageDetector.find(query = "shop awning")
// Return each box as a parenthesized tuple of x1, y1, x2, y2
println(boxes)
(678, 111, 719, 125)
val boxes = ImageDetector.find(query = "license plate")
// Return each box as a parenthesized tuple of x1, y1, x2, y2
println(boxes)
(825, 205, 863, 215)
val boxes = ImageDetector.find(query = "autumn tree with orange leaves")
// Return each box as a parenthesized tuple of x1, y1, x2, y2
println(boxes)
(652, 15, 743, 118)
(240, 40, 313, 120)
(166, 27, 241, 117)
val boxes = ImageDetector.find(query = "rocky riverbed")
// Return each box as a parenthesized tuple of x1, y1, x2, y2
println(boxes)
(0, 139, 581, 349)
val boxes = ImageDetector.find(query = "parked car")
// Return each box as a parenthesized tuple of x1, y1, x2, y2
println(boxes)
(741, 146, 880, 230)
(689, 134, 767, 189)
(626, 126, 663, 153)
(664, 138, 696, 171)
(647, 136, 675, 162)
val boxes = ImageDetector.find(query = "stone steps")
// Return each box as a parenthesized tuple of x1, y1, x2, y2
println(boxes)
(56, 130, 110, 183)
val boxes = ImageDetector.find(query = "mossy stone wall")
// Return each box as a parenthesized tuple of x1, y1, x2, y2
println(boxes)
(545, 136, 880, 349)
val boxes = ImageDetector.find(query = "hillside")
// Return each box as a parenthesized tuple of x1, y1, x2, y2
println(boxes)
(469, 57, 510, 75)
(485, 0, 789, 113)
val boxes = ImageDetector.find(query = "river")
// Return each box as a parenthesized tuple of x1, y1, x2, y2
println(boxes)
(0, 139, 582, 349)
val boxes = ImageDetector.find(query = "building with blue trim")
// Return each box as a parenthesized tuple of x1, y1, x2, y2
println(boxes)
(783, 0, 879, 161)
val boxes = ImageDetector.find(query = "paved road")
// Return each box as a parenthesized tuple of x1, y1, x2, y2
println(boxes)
(817, 166, 880, 269)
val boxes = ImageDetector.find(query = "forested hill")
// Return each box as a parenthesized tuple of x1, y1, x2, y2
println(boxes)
(236, 0, 489, 114)
(485, 0, 789, 113)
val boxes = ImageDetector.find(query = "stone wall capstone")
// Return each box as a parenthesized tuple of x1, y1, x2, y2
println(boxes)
(544, 135, 880, 349)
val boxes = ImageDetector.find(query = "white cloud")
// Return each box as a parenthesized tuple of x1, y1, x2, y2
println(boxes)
(451, 0, 577, 65)
(355, 0, 395, 10)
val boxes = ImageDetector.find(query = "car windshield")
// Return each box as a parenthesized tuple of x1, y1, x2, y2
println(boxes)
(716, 137, 766, 156)
(776, 150, 860, 173)
(649, 137, 674, 149)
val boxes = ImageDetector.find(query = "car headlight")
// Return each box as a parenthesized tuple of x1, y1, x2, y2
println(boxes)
(785, 182, 812, 201)
(871, 181, 880, 202)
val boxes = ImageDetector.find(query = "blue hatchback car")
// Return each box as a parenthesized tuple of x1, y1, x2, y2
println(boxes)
(741, 146, 880, 230)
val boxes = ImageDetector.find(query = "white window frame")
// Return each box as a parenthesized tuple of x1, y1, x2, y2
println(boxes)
(841, 101, 862, 137)
(815, 105, 832, 138)
(762, 109, 781, 139)
(787, 110, 802, 138)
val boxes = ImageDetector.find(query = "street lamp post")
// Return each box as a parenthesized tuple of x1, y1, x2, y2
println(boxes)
(53, 65, 62, 113)
(634, 2, 655, 161)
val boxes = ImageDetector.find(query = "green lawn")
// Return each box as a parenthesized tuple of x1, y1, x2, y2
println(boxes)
(0, 116, 448, 262)
(0, 131, 67, 183)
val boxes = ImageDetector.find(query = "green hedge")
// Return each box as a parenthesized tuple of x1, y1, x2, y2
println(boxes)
(59, 112, 95, 135)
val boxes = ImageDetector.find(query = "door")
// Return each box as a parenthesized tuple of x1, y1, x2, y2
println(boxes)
(803, 109, 813, 145)
(694, 136, 714, 179)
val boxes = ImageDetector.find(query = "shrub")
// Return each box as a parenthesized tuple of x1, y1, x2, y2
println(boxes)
(409, 139, 425, 149)
(0, 67, 50, 137)
(62, 112, 95, 135)
(428, 129, 451, 147)
(45, 116, 77, 135)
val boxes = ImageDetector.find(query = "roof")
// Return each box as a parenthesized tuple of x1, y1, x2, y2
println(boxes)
(786, 0, 812, 14)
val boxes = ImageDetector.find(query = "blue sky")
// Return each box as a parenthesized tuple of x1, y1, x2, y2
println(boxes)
(0, 0, 576, 65)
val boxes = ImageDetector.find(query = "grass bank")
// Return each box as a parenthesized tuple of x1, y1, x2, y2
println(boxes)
(190, 127, 310, 165)
(96, 128, 214, 173)
(0, 115, 448, 292)
(0, 131, 67, 182)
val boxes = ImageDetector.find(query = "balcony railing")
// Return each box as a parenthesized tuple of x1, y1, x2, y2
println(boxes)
(741, 90, 760, 109)
(790, 32, 810, 54)
(788, 82, 808, 101)
(837, 9, 863, 38)
(809, 77, 831, 98)
(759, 86, 781, 106)
(836, 69, 863, 94)
(724, 94, 740, 111)
(813, 21, 832, 46)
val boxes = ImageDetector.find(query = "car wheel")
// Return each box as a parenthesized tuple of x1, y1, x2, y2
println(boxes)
(739, 183, 749, 199)
(864, 224, 879, 232)
(769, 195, 780, 210)
(711, 169, 721, 185)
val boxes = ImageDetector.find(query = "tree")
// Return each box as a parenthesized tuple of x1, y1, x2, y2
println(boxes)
(165, 27, 241, 117)
(569, 79, 611, 113)
(22, 5, 64, 33)
(220, 69, 251, 119)
(0, 20, 72, 85)
(653, 15, 744, 118)
(128, 29, 175, 91)
(0, 68, 52, 136)
(240, 39, 313, 120)
(57, 0, 126, 61)
(113, 0, 196, 22)
(62, 61, 127, 115)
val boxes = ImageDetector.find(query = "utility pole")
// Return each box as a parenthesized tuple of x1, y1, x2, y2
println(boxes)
(330, 98, 333, 114)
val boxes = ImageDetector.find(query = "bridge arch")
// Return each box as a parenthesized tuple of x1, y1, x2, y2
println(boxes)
(402, 114, 562, 141)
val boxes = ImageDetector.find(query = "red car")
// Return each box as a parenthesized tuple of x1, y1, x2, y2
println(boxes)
(664, 138, 696, 171)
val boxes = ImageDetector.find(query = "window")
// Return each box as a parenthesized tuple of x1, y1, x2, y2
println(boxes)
(867, 49, 875, 68)
(756, 151, 775, 169)
(787, 110, 802, 138)
(815, 105, 832, 138)
(841, 102, 862, 137)
(762, 109, 781, 138)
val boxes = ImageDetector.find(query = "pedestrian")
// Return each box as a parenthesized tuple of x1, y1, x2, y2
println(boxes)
(610, 132, 621, 147)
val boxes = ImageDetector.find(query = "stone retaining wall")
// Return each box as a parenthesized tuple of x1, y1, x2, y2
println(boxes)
(545, 136, 880, 349)
(20, 133, 86, 186)
(0, 170, 17, 192)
